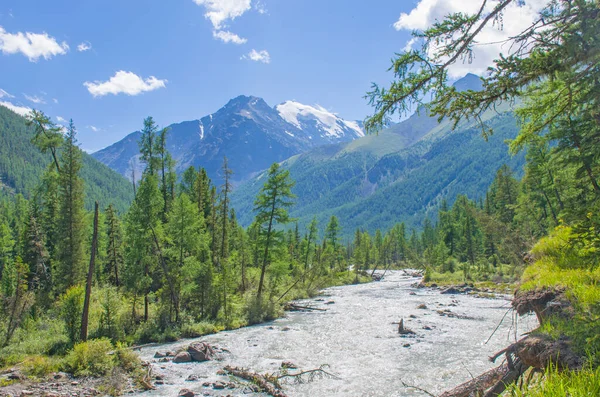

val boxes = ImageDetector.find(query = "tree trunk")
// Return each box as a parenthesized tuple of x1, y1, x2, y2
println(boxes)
(81, 201, 99, 342)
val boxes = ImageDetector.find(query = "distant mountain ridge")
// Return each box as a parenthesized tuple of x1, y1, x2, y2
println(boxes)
(230, 74, 526, 236)
(93, 95, 364, 185)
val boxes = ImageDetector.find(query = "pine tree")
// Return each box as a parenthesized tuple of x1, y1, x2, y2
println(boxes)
(0, 219, 14, 281)
(22, 206, 50, 294)
(139, 117, 159, 176)
(104, 204, 123, 287)
(253, 163, 295, 301)
(55, 120, 86, 294)
(2, 257, 33, 347)
(27, 110, 63, 173)
(156, 127, 176, 218)
(304, 217, 318, 272)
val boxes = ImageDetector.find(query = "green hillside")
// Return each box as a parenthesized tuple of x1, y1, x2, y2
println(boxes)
(0, 106, 134, 212)
(231, 109, 525, 236)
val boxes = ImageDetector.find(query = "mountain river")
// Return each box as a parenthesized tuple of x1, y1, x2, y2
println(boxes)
(133, 271, 536, 396)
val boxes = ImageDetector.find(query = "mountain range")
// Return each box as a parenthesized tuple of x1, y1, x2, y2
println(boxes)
(230, 74, 526, 235)
(1, 73, 526, 235)
(92, 96, 365, 185)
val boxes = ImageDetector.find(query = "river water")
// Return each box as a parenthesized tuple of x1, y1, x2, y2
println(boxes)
(134, 272, 536, 396)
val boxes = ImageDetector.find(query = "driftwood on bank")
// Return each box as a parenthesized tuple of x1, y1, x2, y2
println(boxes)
(224, 366, 287, 397)
(438, 363, 512, 397)
(283, 303, 326, 312)
(223, 364, 340, 396)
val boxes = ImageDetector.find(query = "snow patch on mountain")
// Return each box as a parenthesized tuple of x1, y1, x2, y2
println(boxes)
(276, 101, 363, 138)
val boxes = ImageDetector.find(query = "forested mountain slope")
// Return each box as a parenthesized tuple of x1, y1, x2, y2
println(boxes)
(231, 106, 525, 236)
(0, 105, 134, 212)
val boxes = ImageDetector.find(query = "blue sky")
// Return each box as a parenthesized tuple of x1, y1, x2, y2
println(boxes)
(0, 0, 542, 152)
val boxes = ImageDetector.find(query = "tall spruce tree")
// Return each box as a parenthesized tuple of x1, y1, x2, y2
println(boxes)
(104, 204, 123, 287)
(55, 120, 86, 293)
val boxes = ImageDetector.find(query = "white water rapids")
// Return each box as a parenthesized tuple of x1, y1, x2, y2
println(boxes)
(134, 271, 536, 396)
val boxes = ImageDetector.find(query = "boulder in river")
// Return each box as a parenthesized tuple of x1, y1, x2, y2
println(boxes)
(173, 352, 192, 363)
(187, 342, 214, 362)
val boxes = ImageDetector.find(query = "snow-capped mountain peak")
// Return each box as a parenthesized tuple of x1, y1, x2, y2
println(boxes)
(276, 101, 364, 140)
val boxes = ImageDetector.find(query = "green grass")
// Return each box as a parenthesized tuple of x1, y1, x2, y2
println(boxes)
(507, 365, 600, 397)
(517, 225, 600, 365)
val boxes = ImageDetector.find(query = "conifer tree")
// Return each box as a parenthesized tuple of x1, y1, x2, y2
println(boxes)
(55, 120, 85, 293)
(27, 110, 63, 173)
(253, 163, 295, 301)
(104, 204, 123, 287)
(139, 117, 159, 176)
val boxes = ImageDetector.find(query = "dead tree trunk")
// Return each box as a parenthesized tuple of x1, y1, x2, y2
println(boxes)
(81, 201, 99, 342)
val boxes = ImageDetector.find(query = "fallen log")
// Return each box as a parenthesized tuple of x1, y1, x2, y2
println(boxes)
(277, 364, 340, 384)
(483, 360, 528, 397)
(283, 303, 326, 312)
(224, 365, 287, 397)
(438, 363, 510, 397)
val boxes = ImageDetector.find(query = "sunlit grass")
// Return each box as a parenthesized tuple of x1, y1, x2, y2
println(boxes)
(508, 365, 600, 397)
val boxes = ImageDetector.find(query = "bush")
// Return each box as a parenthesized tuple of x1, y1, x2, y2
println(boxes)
(96, 287, 126, 342)
(64, 338, 115, 377)
(20, 355, 60, 378)
(246, 297, 281, 325)
(114, 344, 141, 373)
(133, 321, 180, 344)
(180, 322, 220, 338)
(59, 286, 84, 344)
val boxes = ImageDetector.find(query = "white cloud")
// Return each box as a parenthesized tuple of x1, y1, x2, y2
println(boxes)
(213, 30, 247, 44)
(0, 26, 69, 61)
(87, 125, 101, 132)
(77, 41, 92, 52)
(56, 116, 67, 123)
(242, 49, 270, 63)
(393, 0, 547, 77)
(24, 94, 46, 104)
(52, 98, 59, 104)
(255, 1, 267, 15)
(193, 0, 252, 30)
(84, 70, 167, 97)
(0, 101, 32, 117)
(0, 88, 14, 99)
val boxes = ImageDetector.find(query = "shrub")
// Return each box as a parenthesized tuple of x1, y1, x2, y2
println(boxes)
(59, 286, 84, 344)
(246, 297, 281, 325)
(114, 344, 141, 373)
(64, 338, 115, 377)
(180, 321, 220, 338)
(20, 355, 59, 378)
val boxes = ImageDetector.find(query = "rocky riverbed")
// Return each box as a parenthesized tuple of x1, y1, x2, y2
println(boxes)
(132, 271, 536, 397)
